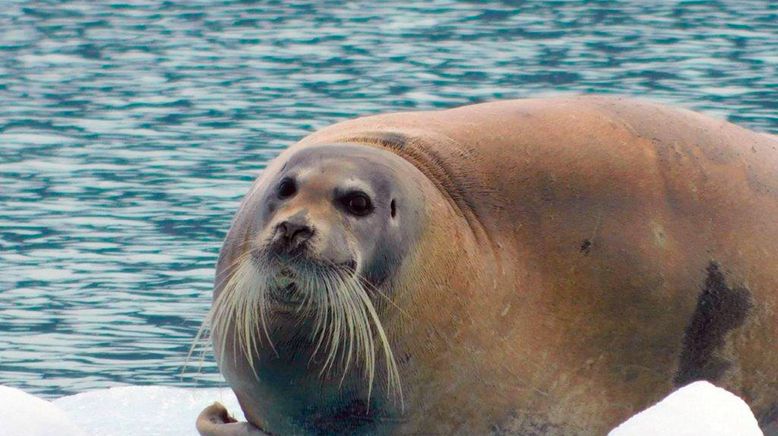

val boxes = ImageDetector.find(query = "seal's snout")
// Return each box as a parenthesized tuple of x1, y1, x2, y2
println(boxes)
(273, 217, 314, 252)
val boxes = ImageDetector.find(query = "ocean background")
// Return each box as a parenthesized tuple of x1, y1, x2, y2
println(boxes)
(0, 0, 776, 398)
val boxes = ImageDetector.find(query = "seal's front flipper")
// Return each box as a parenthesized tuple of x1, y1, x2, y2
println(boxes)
(196, 402, 268, 436)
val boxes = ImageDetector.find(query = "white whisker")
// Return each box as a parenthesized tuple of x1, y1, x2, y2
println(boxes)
(189, 251, 404, 410)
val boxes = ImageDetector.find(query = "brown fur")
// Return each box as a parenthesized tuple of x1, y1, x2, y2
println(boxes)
(292, 96, 778, 433)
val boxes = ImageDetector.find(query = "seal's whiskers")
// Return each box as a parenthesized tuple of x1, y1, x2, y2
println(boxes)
(185, 250, 253, 374)
(197, 257, 403, 407)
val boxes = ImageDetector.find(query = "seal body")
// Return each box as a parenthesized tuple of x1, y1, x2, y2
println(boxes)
(207, 96, 778, 435)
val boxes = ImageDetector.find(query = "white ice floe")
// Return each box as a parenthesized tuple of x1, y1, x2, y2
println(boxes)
(54, 386, 243, 436)
(0, 381, 763, 435)
(0, 385, 241, 436)
(0, 386, 85, 436)
(610, 381, 763, 436)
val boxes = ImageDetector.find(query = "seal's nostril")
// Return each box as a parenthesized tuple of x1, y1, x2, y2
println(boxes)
(290, 226, 313, 244)
(277, 220, 313, 248)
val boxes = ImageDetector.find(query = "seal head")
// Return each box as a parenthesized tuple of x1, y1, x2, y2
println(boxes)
(206, 143, 432, 434)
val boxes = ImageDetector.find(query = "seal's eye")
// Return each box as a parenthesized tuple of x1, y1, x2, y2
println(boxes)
(342, 192, 373, 217)
(277, 178, 296, 199)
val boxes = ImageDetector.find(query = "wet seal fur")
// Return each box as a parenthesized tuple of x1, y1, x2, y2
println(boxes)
(196, 96, 778, 435)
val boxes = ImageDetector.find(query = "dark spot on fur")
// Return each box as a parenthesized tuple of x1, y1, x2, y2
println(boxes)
(390, 199, 396, 218)
(491, 413, 569, 435)
(311, 399, 375, 433)
(674, 262, 752, 386)
(351, 131, 408, 151)
(758, 402, 778, 434)
(539, 173, 557, 202)
(580, 239, 592, 255)
(759, 402, 778, 434)
(376, 132, 408, 150)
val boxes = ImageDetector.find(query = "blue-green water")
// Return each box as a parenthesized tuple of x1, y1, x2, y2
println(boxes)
(0, 1, 776, 398)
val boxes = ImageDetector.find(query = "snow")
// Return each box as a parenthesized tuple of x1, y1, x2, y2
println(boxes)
(0, 381, 763, 435)
(610, 381, 763, 436)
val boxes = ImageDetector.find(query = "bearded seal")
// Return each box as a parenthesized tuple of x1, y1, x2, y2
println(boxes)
(196, 96, 778, 435)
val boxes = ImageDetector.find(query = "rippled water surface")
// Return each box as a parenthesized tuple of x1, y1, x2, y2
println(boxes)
(1, 0, 776, 398)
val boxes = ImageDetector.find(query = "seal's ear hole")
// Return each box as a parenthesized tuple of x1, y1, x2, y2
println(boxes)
(390, 199, 396, 218)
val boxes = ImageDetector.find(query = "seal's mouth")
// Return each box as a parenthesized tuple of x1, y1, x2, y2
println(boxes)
(268, 261, 357, 313)
(254, 245, 357, 276)
(271, 282, 306, 311)
(268, 267, 305, 312)
(204, 252, 404, 406)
